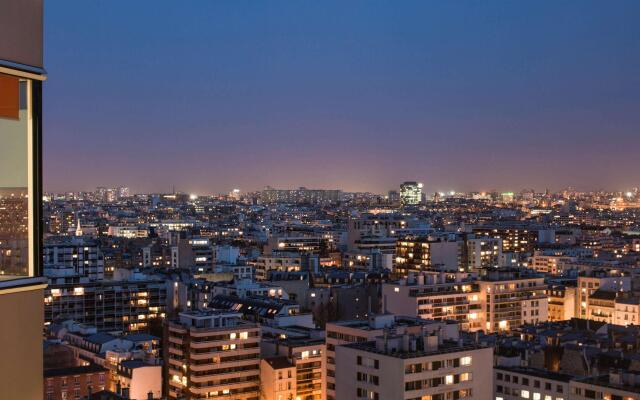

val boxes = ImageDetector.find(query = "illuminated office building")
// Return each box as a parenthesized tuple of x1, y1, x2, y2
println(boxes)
(400, 181, 423, 206)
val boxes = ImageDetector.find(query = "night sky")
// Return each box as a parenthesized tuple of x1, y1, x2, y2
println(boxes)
(44, 1, 640, 195)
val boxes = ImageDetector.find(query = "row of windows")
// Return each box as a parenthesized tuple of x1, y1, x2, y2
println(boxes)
(405, 372, 472, 391)
(356, 356, 379, 369)
(495, 372, 564, 393)
(496, 391, 563, 400)
(407, 389, 472, 400)
(405, 356, 472, 374)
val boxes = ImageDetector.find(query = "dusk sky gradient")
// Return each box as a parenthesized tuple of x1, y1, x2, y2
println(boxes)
(44, 1, 640, 195)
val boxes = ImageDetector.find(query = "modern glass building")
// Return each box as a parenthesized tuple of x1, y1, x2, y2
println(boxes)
(0, 0, 47, 398)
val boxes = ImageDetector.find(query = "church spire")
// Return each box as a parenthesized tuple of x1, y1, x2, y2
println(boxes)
(75, 215, 83, 236)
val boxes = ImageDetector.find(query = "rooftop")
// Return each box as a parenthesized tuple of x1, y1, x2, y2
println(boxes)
(343, 340, 489, 360)
(263, 356, 294, 370)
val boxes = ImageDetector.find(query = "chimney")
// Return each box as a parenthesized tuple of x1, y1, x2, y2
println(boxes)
(402, 334, 410, 352)
(425, 334, 438, 351)
(147, 391, 154, 400)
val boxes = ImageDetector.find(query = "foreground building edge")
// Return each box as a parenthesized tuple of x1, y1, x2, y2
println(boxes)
(0, 0, 47, 399)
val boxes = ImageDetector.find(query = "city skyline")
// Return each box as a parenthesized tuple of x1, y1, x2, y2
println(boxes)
(44, 0, 640, 194)
(5, 2, 640, 399)
(44, 183, 639, 197)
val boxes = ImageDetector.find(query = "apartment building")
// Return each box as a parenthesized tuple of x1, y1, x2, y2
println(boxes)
(466, 236, 503, 271)
(471, 223, 541, 253)
(478, 269, 548, 332)
(0, 1, 47, 398)
(494, 366, 571, 400)
(395, 234, 464, 275)
(382, 272, 483, 331)
(114, 360, 162, 400)
(528, 251, 576, 275)
(577, 270, 631, 320)
(570, 370, 640, 400)
(45, 275, 168, 332)
(255, 254, 302, 280)
(546, 284, 577, 322)
(347, 213, 407, 251)
(44, 236, 105, 280)
(264, 235, 322, 255)
(261, 337, 325, 400)
(334, 321, 493, 399)
(260, 357, 296, 400)
(325, 314, 435, 400)
(261, 187, 342, 205)
(165, 310, 261, 399)
(614, 296, 640, 327)
(44, 364, 109, 400)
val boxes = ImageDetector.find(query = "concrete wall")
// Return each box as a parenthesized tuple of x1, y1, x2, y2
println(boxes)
(0, 0, 43, 68)
(0, 286, 45, 400)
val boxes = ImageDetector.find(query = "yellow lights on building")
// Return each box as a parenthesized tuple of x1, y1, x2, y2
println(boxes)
(499, 320, 508, 330)
(73, 287, 84, 296)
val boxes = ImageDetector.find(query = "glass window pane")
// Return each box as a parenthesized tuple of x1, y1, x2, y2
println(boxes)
(0, 74, 33, 279)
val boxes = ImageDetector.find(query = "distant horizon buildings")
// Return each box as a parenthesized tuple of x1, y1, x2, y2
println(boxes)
(42, 184, 640, 200)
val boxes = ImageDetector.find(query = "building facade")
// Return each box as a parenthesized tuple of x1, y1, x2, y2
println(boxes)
(334, 321, 493, 400)
(165, 310, 261, 400)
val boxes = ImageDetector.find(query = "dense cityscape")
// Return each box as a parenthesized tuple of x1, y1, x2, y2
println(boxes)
(3, 0, 640, 399)
(28, 183, 640, 399)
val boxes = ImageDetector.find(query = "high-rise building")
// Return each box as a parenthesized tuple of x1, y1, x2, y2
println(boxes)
(0, 1, 47, 398)
(165, 310, 261, 400)
(399, 181, 423, 205)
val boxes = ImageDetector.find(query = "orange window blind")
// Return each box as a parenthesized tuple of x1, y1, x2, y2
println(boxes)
(0, 73, 20, 120)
